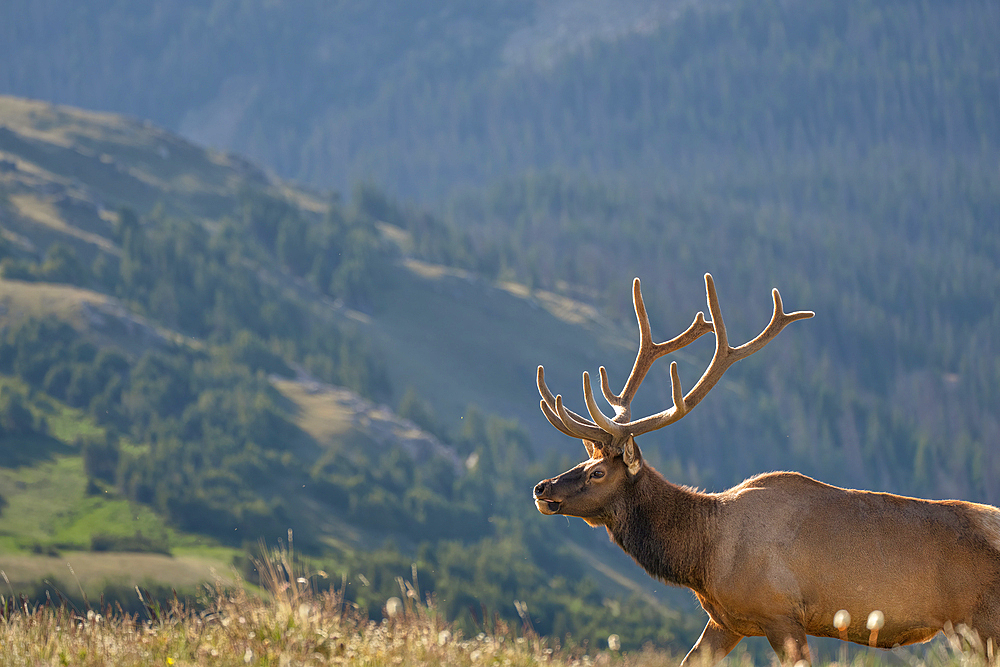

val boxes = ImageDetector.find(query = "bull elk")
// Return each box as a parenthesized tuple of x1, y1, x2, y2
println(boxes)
(532, 274, 1000, 665)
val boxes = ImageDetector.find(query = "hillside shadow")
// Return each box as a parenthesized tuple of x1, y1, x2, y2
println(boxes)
(0, 433, 73, 468)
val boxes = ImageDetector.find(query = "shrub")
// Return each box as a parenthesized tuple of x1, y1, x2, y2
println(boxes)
(90, 531, 170, 555)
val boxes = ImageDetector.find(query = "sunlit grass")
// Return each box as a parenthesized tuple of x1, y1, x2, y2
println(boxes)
(0, 543, 630, 667)
(0, 542, 992, 667)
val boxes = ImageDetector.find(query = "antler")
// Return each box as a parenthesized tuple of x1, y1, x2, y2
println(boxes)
(538, 273, 814, 454)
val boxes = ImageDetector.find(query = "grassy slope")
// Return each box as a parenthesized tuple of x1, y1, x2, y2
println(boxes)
(0, 97, 295, 585)
(0, 95, 278, 218)
(370, 258, 638, 437)
(0, 371, 237, 581)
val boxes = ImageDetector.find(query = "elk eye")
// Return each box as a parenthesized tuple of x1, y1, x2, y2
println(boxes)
(591, 470, 605, 480)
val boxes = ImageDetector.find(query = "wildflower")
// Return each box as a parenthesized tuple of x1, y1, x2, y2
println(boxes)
(385, 597, 403, 618)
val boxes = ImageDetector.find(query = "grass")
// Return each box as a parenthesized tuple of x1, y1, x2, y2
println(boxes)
(0, 442, 238, 596)
(7, 194, 118, 254)
(0, 376, 240, 595)
(0, 280, 111, 333)
(0, 543, 992, 667)
(0, 382, 161, 553)
(0, 587, 592, 667)
(0, 551, 234, 595)
(0, 94, 326, 221)
(0, 542, 648, 667)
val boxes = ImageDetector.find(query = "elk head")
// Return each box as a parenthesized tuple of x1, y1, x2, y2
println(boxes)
(532, 274, 814, 526)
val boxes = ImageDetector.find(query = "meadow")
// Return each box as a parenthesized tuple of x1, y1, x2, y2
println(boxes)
(0, 542, 994, 667)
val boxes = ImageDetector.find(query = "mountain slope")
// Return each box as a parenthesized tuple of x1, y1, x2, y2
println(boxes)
(0, 95, 643, 434)
(0, 95, 700, 648)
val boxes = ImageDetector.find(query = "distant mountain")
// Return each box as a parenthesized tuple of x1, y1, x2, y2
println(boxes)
(2, 0, 996, 200)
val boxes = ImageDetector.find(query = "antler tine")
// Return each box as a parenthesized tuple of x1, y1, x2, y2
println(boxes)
(538, 365, 613, 442)
(540, 400, 591, 440)
(536, 274, 812, 450)
(556, 394, 611, 443)
(682, 277, 814, 412)
(538, 366, 601, 432)
(704, 273, 728, 354)
(633, 276, 654, 355)
(611, 278, 714, 417)
(537, 365, 558, 409)
(598, 366, 616, 406)
(583, 371, 626, 439)
(625, 273, 813, 437)
(731, 288, 815, 358)
(669, 361, 687, 419)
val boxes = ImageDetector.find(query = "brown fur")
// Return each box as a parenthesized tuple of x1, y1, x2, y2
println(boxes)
(534, 449, 1000, 666)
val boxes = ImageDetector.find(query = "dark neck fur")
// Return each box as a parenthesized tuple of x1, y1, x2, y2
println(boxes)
(605, 466, 714, 591)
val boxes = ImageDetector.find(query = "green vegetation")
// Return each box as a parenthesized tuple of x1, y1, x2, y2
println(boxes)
(0, 172, 689, 647)
(0, 0, 998, 655)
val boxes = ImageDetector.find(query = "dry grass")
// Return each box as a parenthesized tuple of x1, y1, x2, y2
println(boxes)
(0, 552, 235, 593)
(0, 279, 111, 331)
(0, 542, 992, 667)
(0, 590, 989, 667)
(0, 542, 636, 667)
(6, 194, 119, 254)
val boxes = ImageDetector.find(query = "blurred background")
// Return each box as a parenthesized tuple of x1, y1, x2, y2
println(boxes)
(0, 0, 997, 656)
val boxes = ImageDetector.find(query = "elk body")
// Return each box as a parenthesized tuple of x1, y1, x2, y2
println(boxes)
(532, 274, 1000, 666)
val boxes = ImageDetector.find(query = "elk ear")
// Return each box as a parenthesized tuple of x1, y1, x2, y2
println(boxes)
(582, 439, 597, 459)
(623, 435, 642, 476)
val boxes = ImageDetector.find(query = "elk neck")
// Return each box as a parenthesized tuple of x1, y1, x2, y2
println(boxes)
(604, 465, 716, 592)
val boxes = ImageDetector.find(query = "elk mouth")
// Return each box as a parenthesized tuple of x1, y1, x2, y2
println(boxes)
(535, 498, 561, 514)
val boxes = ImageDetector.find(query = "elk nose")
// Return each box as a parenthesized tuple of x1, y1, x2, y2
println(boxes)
(534, 480, 550, 497)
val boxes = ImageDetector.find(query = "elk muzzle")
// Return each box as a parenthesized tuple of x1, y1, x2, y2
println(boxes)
(533, 479, 562, 514)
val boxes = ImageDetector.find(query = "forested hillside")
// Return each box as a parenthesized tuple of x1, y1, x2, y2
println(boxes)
(0, 97, 706, 649)
(1, 0, 995, 199)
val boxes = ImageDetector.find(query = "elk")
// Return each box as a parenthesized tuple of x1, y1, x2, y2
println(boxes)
(533, 274, 1000, 666)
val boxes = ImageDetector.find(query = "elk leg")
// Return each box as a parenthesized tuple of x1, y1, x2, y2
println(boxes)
(680, 619, 742, 667)
(970, 607, 1000, 657)
(762, 620, 811, 666)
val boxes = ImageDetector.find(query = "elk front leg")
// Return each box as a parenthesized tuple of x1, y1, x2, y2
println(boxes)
(762, 619, 811, 666)
(680, 619, 742, 667)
